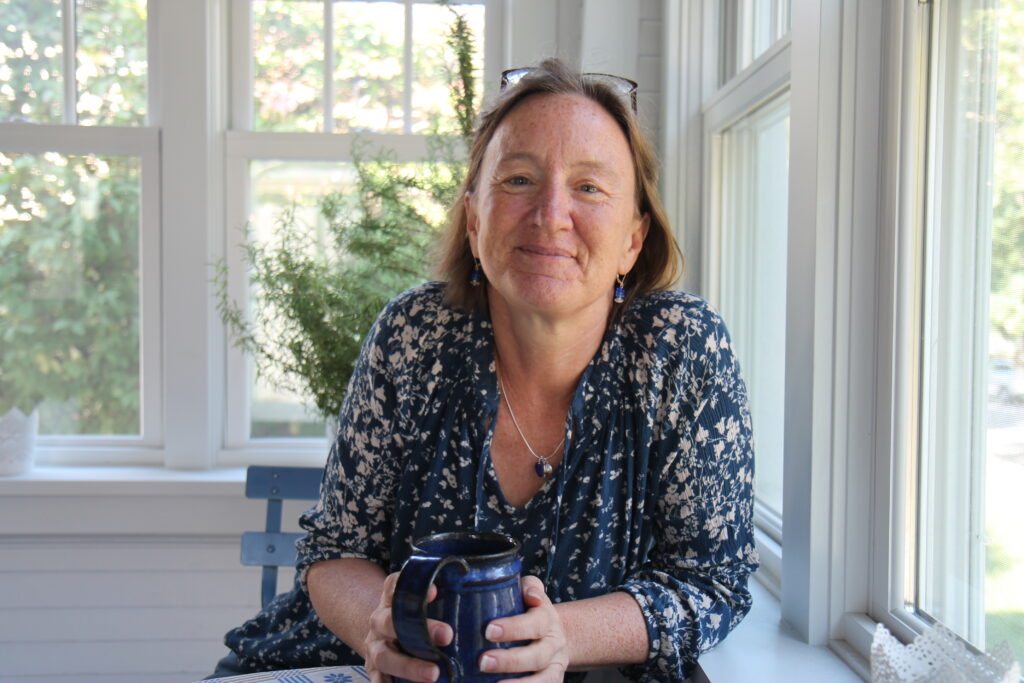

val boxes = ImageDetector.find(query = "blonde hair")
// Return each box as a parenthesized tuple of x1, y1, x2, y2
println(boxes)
(436, 58, 683, 312)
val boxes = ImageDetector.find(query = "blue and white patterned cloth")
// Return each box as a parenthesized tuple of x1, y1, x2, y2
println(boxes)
(198, 665, 368, 683)
(224, 282, 758, 681)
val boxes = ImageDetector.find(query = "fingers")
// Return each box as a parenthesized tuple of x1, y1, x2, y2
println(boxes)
(479, 634, 566, 677)
(365, 572, 451, 683)
(520, 575, 547, 606)
(484, 577, 552, 643)
(381, 572, 399, 608)
(478, 577, 568, 678)
(366, 636, 440, 683)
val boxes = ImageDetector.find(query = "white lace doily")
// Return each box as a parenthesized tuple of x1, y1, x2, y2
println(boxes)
(871, 622, 1021, 683)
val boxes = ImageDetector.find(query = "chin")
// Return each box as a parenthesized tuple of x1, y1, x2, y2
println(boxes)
(501, 276, 605, 317)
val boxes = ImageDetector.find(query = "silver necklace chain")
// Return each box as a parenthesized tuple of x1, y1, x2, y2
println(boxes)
(496, 366, 564, 477)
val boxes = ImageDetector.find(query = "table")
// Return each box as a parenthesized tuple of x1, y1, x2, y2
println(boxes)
(199, 665, 369, 683)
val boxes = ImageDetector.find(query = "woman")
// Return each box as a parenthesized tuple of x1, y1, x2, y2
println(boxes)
(216, 59, 757, 682)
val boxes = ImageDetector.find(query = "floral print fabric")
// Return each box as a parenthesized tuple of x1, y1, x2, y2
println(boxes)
(225, 282, 757, 681)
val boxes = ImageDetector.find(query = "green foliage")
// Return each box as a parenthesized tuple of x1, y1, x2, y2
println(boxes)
(0, 0, 147, 125)
(0, 2, 145, 432)
(992, 0, 1024, 362)
(0, 152, 141, 432)
(215, 8, 477, 422)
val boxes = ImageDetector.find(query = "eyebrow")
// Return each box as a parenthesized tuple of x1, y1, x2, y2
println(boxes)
(493, 152, 624, 180)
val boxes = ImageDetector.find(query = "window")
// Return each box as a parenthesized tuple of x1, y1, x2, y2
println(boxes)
(911, 0, 1024, 663)
(712, 92, 790, 524)
(696, 1, 792, 586)
(221, 0, 496, 457)
(0, 0, 160, 445)
(716, 0, 791, 86)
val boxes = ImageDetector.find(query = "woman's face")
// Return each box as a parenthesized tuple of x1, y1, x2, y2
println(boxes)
(465, 93, 649, 321)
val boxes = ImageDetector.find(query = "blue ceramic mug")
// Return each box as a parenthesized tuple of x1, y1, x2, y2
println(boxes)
(392, 531, 529, 682)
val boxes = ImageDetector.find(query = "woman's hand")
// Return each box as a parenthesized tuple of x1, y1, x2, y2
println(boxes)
(478, 575, 570, 682)
(364, 572, 454, 683)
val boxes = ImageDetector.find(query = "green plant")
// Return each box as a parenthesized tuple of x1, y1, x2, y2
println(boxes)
(0, 1, 146, 431)
(214, 6, 478, 422)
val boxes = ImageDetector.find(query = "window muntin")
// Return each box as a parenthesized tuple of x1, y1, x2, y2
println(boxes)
(0, 0, 147, 125)
(912, 0, 1024, 664)
(228, 0, 487, 448)
(249, 0, 484, 134)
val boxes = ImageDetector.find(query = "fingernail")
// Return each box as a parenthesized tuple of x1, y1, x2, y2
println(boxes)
(480, 654, 497, 672)
(485, 623, 502, 640)
(423, 664, 439, 682)
(526, 588, 543, 600)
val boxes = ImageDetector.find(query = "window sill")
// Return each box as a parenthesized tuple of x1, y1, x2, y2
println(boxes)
(700, 578, 867, 681)
(0, 464, 249, 496)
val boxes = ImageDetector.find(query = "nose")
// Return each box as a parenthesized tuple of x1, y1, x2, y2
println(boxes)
(533, 179, 573, 232)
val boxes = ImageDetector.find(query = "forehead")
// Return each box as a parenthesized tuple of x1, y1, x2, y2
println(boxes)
(484, 93, 635, 174)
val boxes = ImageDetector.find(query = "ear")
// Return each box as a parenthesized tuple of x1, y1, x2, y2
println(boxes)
(619, 212, 650, 274)
(464, 191, 480, 257)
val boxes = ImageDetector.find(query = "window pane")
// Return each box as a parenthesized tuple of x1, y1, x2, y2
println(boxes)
(248, 160, 357, 437)
(0, 0, 65, 124)
(983, 0, 1024, 662)
(715, 92, 790, 519)
(245, 158, 447, 439)
(253, 0, 325, 132)
(0, 152, 141, 435)
(332, 1, 404, 133)
(75, 0, 147, 126)
(914, 0, 1024, 664)
(720, 0, 791, 85)
(411, 2, 484, 134)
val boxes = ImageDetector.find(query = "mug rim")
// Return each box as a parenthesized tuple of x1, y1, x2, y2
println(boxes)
(411, 531, 520, 564)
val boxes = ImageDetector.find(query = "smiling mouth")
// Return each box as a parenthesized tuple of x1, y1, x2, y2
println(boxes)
(516, 246, 574, 259)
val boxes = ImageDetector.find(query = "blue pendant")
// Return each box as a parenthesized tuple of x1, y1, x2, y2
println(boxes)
(535, 461, 553, 478)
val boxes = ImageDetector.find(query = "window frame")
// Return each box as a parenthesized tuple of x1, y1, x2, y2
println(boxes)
(1, 1, 163, 462)
(662, 0, 997, 674)
(698, 3, 793, 598)
(218, 0, 503, 463)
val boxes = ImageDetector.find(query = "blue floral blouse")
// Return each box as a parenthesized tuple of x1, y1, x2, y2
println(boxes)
(224, 282, 758, 681)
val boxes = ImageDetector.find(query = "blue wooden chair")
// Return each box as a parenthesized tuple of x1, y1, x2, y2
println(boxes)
(241, 465, 324, 608)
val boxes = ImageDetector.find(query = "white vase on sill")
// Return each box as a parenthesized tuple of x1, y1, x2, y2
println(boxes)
(0, 407, 38, 476)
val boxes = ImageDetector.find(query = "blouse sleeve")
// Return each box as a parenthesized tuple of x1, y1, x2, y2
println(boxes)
(617, 306, 759, 681)
(294, 299, 408, 584)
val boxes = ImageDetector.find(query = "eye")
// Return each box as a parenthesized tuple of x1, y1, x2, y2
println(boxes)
(506, 175, 530, 186)
(579, 183, 600, 194)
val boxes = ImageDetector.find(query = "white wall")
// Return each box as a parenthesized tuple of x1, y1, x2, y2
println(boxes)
(0, 471, 307, 682)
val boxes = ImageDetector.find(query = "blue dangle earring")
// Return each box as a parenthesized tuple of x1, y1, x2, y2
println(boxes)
(470, 258, 483, 286)
(614, 273, 626, 303)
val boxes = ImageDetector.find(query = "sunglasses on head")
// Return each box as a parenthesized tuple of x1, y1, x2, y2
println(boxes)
(499, 67, 639, 114)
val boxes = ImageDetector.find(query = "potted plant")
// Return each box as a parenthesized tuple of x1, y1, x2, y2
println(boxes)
(214, 8, 478, 425)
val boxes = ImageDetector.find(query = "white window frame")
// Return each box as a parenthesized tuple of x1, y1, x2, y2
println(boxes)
(218, 0, 504, 464)
(1, 2, 163, 464)
(661, 0, 994, 675)
(670, 0, 793, 598)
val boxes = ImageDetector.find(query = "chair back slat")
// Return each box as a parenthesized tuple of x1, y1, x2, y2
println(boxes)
(241, 465, 324, 608)
(241, 531, 304, 567)
(245, 466, 322, 501)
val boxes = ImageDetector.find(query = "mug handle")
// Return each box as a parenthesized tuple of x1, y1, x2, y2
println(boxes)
(392, 554, 469, 682)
